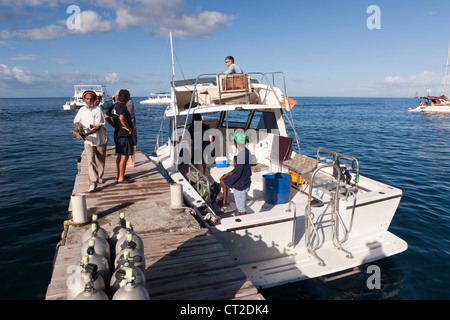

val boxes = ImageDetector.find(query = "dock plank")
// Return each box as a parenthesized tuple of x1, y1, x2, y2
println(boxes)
(45, 148, 264, 300)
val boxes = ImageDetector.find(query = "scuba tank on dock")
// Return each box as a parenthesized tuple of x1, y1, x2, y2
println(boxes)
(112, 268, 149, 300)
(114, 234, 146, 273)
(80, 223, 111, 262)
(66, 255, 106, 300)
(81, 239, 110, 283)
(110, 249, 146, 296)
(81, 214, 109, 243)
(74, 273, 109, 300)
(110, 212, 128, 254)
(115, 221, 144, 255)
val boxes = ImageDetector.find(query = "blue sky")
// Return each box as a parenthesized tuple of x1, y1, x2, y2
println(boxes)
(1, 0, 450, 98)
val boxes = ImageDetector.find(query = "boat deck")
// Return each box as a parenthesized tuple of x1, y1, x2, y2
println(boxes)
(45, 147, 264, 300)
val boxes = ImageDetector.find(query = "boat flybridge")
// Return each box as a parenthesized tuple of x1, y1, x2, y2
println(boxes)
(154, 71, 407, 288)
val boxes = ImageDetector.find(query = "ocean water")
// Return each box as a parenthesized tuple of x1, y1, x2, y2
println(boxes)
(0, 96, 448, 300)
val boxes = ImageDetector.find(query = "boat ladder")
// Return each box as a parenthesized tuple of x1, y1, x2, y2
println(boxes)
(304, 162, 355, 266)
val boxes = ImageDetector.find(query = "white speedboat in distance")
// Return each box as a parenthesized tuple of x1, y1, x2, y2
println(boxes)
(153, 69, 408, 288)
(63, 84, 113, 111)
(140, 92, 171, 105)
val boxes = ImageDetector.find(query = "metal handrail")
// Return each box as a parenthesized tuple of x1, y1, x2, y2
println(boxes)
(304, 162, 355, 266)
(286, 201, 297, 248)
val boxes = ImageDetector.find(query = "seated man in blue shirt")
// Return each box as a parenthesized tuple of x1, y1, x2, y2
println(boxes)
(224, 56, 243, 74)
(219, 133, 251, 215)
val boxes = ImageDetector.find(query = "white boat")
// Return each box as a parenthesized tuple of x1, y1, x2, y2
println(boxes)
(409, 42, 450, 113)
(140, 92, 172, 105)
(152, 35, 407, 289)
(408, 95, 450, 113)
(63, 84, 113, 111)
(154, 73, 408, 287)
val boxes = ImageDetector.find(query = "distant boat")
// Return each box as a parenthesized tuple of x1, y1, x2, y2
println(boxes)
(63, 85, 113, 111)
(409, 42, 450, 113)
(409, 95, 450, 113)
(140, 92, 171, 105)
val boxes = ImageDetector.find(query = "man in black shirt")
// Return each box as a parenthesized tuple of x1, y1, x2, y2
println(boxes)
(105, 89, 134, 184)
(219, 133, 252, 215)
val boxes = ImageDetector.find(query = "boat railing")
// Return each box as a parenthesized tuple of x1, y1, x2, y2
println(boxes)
(179, 72, 287, 109)
(316, 147, 360, 192)
(300, 147, 362, 266)
(305, 163, 354, 266)
(316, 147, 359, 240)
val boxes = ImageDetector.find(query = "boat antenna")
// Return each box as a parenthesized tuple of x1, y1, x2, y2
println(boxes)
(443, 41, 450, 97)
(170, 32, 176, 85)
(169, 31, 179, 171)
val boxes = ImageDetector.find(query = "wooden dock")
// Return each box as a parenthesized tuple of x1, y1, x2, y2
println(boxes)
(45, 147, 264, 300)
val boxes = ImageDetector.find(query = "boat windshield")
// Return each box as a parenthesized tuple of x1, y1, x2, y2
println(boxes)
(189, 109, 279, 131)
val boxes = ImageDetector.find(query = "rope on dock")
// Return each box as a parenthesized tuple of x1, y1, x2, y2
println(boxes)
(55, 218, 91, 249)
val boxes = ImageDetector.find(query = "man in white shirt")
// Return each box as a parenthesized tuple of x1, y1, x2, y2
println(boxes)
(73, 91, 108, 192)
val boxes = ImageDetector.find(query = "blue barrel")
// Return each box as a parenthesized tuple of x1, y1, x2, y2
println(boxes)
(263, 173, 291, 204)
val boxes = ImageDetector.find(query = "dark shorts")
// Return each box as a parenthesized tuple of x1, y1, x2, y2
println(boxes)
(116, 136, 134, 155)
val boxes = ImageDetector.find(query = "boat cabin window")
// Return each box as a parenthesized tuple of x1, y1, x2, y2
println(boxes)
(255, 111, 278, 131)
(215, 110, 279, 131)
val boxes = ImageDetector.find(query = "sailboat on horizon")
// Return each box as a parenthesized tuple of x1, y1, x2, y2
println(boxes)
(409, 41, 450, 113)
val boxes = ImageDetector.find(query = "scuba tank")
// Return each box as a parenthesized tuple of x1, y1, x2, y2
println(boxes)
(115, 221, 144, 255)
(67, 255, 106, 300)
(81, 214, 109, 243)
(110, 212, 127, 254)
(112, 268, 149, 300)
(80, 223, 111, 262)
(114, 234, 146, 273)
(81, 239, 110, 283)
(110, 249, 146, 296)
(74, 273, 109, 300)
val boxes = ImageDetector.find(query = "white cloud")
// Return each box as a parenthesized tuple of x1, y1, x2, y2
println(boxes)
(0, 63, 43, 84)
(0, 25, 68, 40)
(157, 11, 232, 39)
(114, 0, 232, 38)
(360, 71, 444, 97)
(0, 0, 232, 40)
(104, 72, 119, 84)
(51, 58, 72, 65)
(71, 10, 113, 34)
(10, 54, 39, 60)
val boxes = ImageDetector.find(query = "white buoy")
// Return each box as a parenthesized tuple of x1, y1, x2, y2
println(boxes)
(71, 193, 87, 222)
(170, 183, 184, 212)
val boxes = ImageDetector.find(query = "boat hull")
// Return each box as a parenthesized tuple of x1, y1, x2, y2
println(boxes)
(408, 105, 450, 113)
(156, 143, 407, 288)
